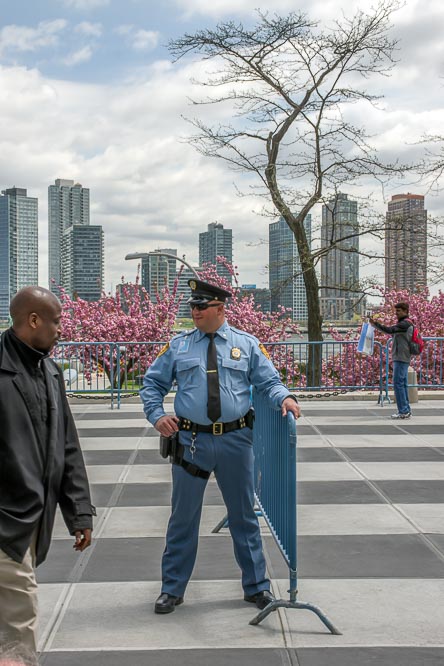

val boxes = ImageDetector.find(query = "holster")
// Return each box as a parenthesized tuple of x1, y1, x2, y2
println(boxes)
(159, 432, 210, 480)
(159, 432, 179, 459)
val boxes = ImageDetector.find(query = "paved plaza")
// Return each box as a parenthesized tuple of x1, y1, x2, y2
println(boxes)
(37, 398, 444, 665)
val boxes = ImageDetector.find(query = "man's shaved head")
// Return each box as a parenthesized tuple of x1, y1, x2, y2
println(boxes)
(10, 287, 60, 326)
(9, 286, 63, 353)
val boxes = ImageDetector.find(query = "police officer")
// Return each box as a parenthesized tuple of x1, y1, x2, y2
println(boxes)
(140, 279, 301, 615)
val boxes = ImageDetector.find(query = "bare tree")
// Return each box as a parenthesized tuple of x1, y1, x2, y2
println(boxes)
(169, 1, 417, 384)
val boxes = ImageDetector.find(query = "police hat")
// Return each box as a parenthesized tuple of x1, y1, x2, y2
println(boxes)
(187, 279, 232, 306)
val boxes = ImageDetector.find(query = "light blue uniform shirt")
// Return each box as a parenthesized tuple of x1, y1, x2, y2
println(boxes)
(140, 321, 292, 426)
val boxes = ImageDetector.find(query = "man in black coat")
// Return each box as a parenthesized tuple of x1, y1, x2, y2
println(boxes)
(0, 287, 95, 650)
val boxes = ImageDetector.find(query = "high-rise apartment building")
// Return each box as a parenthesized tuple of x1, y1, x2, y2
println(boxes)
(62, 225, 104, 301)
(269, 216, 311, 321)
(199, 222, 233, 283)
(48, 179, 90, 293)
(140, 249, 178, 301)
(320, 193, 360, 321)
(385, 194, 427, 292)
(0, 187, 38, 320)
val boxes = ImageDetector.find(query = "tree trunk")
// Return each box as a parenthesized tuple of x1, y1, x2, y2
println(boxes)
(303, 265, 323, 387)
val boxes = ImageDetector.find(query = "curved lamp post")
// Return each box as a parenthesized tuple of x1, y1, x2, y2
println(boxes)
(125, 251, 200, 278)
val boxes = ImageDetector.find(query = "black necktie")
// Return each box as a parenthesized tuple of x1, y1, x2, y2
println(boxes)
(207, 333, 221, 423)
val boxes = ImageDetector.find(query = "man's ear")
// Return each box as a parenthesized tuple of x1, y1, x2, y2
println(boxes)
(28, 312, 39, 329)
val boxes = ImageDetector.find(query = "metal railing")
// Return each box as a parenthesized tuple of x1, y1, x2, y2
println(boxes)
(248, 391, 340, 631)
(265, 339, 385, 394)
(53, 341, 165, 409)
(383, 337, 444, 402)
(53, 337, 444, 408)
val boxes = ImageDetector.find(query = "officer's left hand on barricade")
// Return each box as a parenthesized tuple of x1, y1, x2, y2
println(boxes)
(281, 397, 301, 419)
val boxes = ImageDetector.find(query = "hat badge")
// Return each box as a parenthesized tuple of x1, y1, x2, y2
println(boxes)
(189, 280, 197, 290)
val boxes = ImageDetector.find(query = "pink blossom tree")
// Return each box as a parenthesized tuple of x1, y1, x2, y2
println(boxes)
(56, 258, 303, 388)
(198, 257, 303, 384)
(325, 288, 444, 388)
(57, 279, 180, 388)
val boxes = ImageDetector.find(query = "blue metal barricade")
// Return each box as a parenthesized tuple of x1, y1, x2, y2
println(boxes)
(247, 391, 340, 632)
(383, 337, 444, 401)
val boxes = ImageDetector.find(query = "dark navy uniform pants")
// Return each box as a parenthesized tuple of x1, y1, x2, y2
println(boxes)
(161, 427, 270, 598)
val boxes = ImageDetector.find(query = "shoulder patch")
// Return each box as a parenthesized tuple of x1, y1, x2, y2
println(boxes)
(156, 342, 170, 358)
(259, 343, 270, 359)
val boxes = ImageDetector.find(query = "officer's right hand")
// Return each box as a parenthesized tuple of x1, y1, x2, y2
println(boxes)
(155, 415, 179, 436)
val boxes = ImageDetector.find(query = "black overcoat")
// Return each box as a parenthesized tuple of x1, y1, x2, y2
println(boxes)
(0, 333, 95, 566)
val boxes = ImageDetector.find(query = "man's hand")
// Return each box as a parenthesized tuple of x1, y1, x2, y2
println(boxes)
(73, 528, 92, 552)
(155, 414, 179, 436)
(281, 397, 301, 419)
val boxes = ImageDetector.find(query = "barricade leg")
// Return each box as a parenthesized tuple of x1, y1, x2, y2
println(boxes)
(377, 391, 391, 406)
(212, 507, 262, 533)
(249, 597, 341, 634)
(211, 514, 229, 533)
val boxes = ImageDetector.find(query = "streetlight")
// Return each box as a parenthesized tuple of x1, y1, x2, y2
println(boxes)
(125, 251, 200, 278)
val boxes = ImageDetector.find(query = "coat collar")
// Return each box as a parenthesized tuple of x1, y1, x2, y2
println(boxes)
(0, 329, 49, 374)
(1, 333, 60, 464)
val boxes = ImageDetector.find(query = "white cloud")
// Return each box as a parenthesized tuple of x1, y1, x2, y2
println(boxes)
(0, 19, 67, 56)
(74, 22, 103, 38)
(114, 25, 160, 51)
(0, 61, 269, 291)
(114, 24, 133, 36)
(62, 0, 109, 9)
(63, 45, 94, 66)
(132, 29, 160, 51)
(1, 0, 443, 293)
(174, 0, 299, 18)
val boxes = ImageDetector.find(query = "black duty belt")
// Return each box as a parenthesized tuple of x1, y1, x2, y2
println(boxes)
(178, 409, 254, 436)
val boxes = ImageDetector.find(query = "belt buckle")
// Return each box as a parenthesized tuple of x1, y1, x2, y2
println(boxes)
(212, 422, 223, 435)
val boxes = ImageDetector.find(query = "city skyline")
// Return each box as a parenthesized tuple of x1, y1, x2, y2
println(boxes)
(0, 0, 443, 296)
(0, 180, 435, 316)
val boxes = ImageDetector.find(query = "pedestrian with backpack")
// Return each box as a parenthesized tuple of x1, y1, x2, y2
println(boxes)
(369, 301, 417, 419)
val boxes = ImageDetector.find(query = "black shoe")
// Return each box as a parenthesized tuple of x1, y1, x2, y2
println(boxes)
(244, 590, 275, 610)
(154, 593, 184, 614)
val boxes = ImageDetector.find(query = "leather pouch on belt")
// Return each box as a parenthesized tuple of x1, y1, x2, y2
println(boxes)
(159, 432, 179, 459)
(159, 435, 171, 459)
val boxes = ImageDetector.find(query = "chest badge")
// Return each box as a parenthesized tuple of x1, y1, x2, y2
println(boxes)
(230, 347, 241, 360)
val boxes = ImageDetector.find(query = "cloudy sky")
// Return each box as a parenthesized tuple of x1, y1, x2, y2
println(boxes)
(1, 0, 443, 293)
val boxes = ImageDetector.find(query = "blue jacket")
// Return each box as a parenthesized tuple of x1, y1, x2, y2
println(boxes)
(140, 321, 292, 426)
